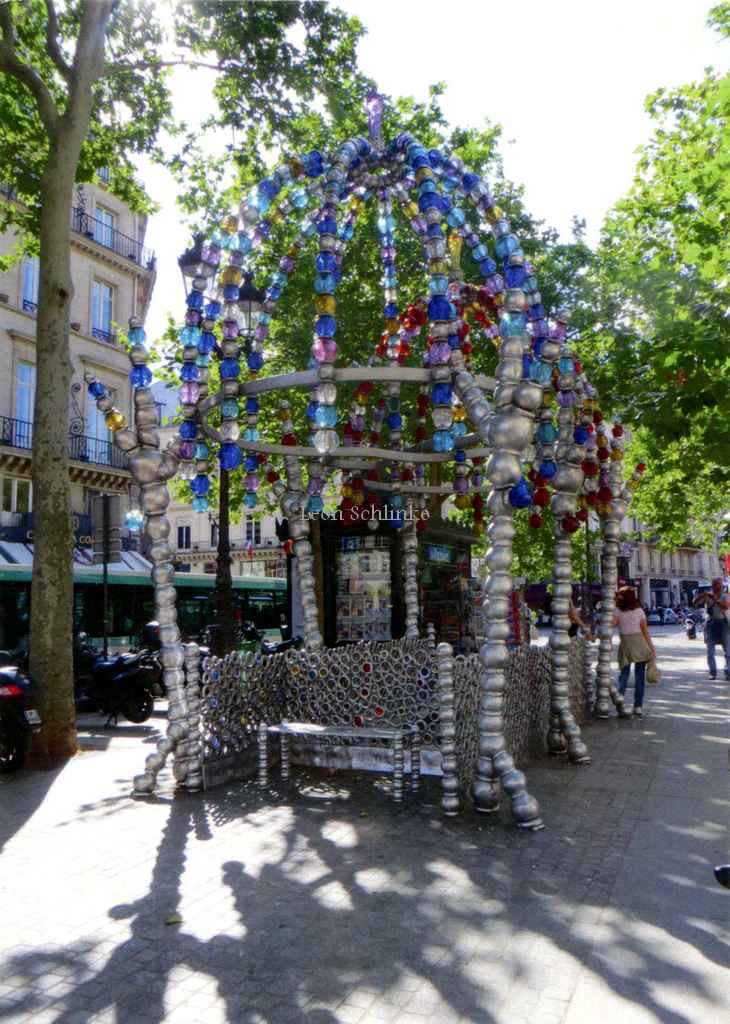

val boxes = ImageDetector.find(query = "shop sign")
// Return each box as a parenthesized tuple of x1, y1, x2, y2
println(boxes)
(426, 543, 456, 564)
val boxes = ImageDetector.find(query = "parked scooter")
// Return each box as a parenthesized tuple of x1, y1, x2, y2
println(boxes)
(0, 665, 41, 772)
(74, 633, 156, 726)
(240, 621, 303, 655)
(685, 611, 702, 640)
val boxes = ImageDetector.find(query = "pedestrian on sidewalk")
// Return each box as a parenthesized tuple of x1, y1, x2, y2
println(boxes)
(614, 586, 656, 716)
(693, 578, 730, 680)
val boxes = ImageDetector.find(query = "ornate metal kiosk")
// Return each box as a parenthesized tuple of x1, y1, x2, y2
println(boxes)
(86, 108, 645, 828)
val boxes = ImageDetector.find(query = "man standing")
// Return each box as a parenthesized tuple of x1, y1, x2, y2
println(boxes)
(694, 578, 730, 680)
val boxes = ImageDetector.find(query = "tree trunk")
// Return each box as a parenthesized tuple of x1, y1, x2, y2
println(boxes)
(28, 0, 115, 768)
(28, 151, 80, 768)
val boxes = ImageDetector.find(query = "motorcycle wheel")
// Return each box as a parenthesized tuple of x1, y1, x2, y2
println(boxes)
(0, 720, 26, 773)
(121, 689, 154, 724)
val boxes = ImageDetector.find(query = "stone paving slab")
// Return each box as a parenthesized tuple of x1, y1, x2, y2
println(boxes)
(0, 628, 728, 1023)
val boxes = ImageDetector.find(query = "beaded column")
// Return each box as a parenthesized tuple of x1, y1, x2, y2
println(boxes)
(437, 642, 459, 816)
(403, 521, 419, 638)
(595, 436, 628, 717)
(470, 286, 544, 828)
(546, 359, 591, 762)
(183, 642, 203, 792)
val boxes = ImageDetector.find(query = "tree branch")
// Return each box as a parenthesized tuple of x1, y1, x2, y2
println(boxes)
(0, 5, 58, 134)
(101, 57, 224, 79)
(44, 0, 71, 81)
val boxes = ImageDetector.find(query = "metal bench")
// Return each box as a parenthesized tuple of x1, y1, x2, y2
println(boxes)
(258, 721, 421, 803)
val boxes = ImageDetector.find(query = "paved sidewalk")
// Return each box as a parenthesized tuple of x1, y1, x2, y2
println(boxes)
(0, 629, 728, 1024)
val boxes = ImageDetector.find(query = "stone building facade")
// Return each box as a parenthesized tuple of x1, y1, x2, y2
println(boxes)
(0, 180, 155, 542)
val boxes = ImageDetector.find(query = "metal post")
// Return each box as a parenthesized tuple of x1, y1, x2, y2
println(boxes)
(210, 467, 235, 657)
(102, 493, 109, 659)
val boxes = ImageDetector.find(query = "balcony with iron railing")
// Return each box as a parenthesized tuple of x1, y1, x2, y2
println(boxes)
(71, 206, 155, 269)
(0, 414, 128, 471)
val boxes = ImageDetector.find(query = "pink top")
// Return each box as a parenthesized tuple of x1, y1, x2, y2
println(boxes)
(616, 608, 645, 635)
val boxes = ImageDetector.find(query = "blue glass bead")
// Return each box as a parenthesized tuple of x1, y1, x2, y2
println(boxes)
(223, 283, 239, 302)
(317, 217, 337, 235)
(244, 493, 258, 509)
(316, 252, 337, 273)
(418, 193, 440, 213)
(532, 338, 546, 358)
(266, 285, 281, 302)
(258, 177, 277, 200)
(190, 474, 210, 496)
(417, 180, 436, 195)
(236, 233, 252, 255)
(431, 383, 452, 405)
(453, 421, 468, 437)
(198, 331, 216, 354)
(179, 420, 197, 440)
(391, 510, 405, 529)
(439, 195, 453, 215)
(539, 459, 557, 479)
(247, 352, 264, 371)
(471, 244, 489, 262)
(204, 301, 221, 320)
(180, 362, 198, 382)
(221, 399, 239, 418)
(462, 172, 479, 191)
(272, 271, 287, 288)
(429, 148, 444, 166)
(455, 449, 466, 463)
(433, 430, 455, 453)
(529, 303, 546, 321)
(186, 290, 204, 310)
(194, 442, 209, 460)
(307, 495, 324, 514)
(314, 405, 337, 428)
(88, 380, 106, 398)
(244, 427, 260, 442)
(500, 312, 527, 337)
(524, 276, 539, 293)
(428, 275, 448, 296)
(290, 189, 308, 209)
(390, 493, 403, 510)
(341, 224, 354, 241)
(448, 334, 461, 349)
(306, 400, 317, 420)
(315, 315, 336, 337)
(387, 412, 402, 430)
(129, 365, 152, 388)
(219, 443, 241, 471)
(314, 274, 336, 294)
(192, 497, 209, 513)
(220, 358, 240, 379)
(128, 326, 146, 344)
(246, 397, 260, 414)
(558, 356, 575, 373)
(495, 234, 520, 259)
(508, 479, 533, 509)
(522, 355, 533, 378)
(245, 455, 259, 472)
(383, 302, 398, 318)
(536, 422, 558, 444)
(427, 224, 443, 238)
(441, 175, 459, 192)
(180, 326, 201, 346)
(428, 296, 453, 321)
(573, 426, 589, 445)
(446, 209, 465, 228)
(479, 258, 497, 277)
(506, 265, 527, 287)
(195, 355, 209, 368)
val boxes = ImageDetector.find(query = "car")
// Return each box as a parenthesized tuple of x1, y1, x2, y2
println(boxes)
(662, 608, 679, 624)
(647, 610, 663, 625)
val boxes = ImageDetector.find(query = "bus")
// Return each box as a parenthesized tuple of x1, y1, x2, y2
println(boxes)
(0, 564, 288, 653)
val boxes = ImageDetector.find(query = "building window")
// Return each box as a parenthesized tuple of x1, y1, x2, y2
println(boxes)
(21, 257, 39, 312)
(14, 361, 36, 432)
(177, 525, 191, 550)
(91, 279, 114, 342)
(0, 476, 31, 514)
(245, 515, 261, 545)
(85, 388, 110, 441)
(94, 206, 115, 249)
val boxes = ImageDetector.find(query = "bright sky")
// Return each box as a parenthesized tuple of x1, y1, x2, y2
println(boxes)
(143, 0, 725, 343)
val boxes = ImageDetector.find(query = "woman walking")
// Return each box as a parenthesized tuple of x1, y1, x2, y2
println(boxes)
(614, 586, 656, 716)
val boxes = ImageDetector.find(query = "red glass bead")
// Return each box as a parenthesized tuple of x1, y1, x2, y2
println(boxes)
(598, 485, 613, 502)
(561, 515, 579, 534)
(597, 448, 610, 461)
(576, 508, 589, 522)
(593, 410, 603, 424)
(266, 470, 280, 483)
(529, 513, 543, 529)
(612, 424, 624, 437)
(533, 488, 550, 508)
(281, 433, 296, 446)
(581, 461, 598, 476)
(586, 492, 600, 507)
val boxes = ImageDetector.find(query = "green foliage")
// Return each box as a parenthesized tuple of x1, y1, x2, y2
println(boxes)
(573, 7, 730, 543)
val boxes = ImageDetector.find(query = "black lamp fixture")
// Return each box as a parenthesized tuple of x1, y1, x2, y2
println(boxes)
(178, 233, 213, 301)
(237, 271, 266, 354)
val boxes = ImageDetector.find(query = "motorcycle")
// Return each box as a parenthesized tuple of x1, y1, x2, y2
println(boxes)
(0, 665, 41, 772)
(240, 621, 303, 655)
(74, 634, 156, 727)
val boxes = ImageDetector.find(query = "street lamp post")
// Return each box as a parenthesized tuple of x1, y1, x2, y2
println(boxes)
(178, 245, 265, 656)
